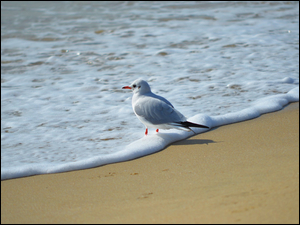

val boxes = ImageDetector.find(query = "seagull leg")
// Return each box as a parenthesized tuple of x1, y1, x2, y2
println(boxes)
(156, 129, 159, 133)
(145, 128, 148, 135)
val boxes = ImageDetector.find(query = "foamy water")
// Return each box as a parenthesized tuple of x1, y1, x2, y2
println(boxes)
(1, 1, 299, 180)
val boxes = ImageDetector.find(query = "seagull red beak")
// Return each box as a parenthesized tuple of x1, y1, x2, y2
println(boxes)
(122, 86, 131, 89)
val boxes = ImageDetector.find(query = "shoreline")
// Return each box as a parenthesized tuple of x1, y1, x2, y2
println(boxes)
(1, 102, 299, 223)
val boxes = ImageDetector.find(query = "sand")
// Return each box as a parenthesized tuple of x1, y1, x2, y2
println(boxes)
(1, 102, 299, 224)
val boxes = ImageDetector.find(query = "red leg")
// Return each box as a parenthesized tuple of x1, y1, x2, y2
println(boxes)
(145, 128, 148, 135)
(156, 129, 159, 133)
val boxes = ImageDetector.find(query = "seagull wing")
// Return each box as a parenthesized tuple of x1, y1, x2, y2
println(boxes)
(133, 95, 186, 125)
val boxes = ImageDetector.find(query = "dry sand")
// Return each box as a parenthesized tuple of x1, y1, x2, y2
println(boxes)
(1, 102, 299, 224)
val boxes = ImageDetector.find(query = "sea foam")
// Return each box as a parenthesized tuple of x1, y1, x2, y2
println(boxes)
(1, 1, 299, 180)
(1, 87, 298, 180)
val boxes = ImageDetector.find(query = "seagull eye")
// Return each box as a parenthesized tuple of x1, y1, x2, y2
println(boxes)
(133, 84, 136, 88)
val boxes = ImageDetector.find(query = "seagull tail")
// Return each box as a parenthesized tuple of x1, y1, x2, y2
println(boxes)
(180, 121, 209, 129)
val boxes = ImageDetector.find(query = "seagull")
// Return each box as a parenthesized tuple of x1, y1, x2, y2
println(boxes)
(122, 78, 209, 135)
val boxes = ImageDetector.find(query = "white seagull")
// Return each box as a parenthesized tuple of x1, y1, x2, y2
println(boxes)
(122, 78, 209, 135)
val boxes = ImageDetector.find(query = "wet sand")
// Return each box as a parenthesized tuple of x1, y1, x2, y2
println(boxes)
(1, 102, 299, 224)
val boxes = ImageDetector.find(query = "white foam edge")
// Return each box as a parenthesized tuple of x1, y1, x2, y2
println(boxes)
(1, 86, 298, 180)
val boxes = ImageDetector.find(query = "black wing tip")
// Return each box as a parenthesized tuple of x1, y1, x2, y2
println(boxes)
(180, 121, 210, 129)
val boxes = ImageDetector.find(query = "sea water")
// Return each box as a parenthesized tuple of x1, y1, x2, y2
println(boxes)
(1, 1, 299, 180)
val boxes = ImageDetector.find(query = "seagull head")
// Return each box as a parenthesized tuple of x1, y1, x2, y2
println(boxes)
(122, 79, 151, 95)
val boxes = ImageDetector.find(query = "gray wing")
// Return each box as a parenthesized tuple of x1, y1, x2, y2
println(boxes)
(149, 93, 174, 108)
(134, 96, 186, 125)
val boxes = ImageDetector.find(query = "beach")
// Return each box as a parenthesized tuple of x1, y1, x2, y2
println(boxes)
(1, 102, 299, 224)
